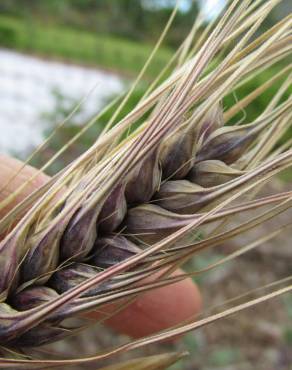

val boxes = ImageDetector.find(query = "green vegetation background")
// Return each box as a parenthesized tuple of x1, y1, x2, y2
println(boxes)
(1, 0, 290, 174)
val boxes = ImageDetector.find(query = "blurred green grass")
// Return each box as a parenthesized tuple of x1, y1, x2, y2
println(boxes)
(1, 14, 290, 181)
(0, 15, 173, 78)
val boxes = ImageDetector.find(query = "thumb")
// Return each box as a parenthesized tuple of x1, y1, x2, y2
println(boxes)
(0, 154, 49, 221)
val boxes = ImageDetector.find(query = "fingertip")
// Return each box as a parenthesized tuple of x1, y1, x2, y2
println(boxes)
(0, 155, 49, 219)
(89, 269, 201, 339)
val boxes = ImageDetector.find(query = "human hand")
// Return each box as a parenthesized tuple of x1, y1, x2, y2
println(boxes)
(0, 154, 201, 338)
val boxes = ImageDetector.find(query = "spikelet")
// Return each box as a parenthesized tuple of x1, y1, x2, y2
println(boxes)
(188, 160, 243, 187)
(11, 286, 59, 311)
(60, 206, 100, 261)
(196, 123, 261, 164)
(91, 235, 141, 268)
(9, 324, 72, 347)
(21, 222, 64, 284)
(160, 122, 196, 180)
(125, 149, 161, 204)
(196, 102, 224, 148)
(49, 263, 110, 297)
(97, 184, 127, 233)
(125, 204, 194, 244)
(156, 152, 291, 214)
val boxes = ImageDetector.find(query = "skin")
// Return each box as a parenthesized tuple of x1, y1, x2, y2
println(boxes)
(0, 154, 202, 339)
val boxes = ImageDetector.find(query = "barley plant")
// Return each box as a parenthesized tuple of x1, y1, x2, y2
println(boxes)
(0, 0, 291, 368)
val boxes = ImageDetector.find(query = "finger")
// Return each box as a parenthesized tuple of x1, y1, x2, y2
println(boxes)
(0, 154, 49, 220)
(0, 155, 202, 338)
(88, 269, 202, 339)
